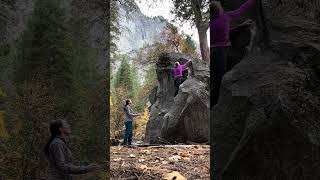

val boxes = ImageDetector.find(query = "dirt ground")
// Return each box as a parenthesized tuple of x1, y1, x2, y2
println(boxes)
(110, 145, 210, 180)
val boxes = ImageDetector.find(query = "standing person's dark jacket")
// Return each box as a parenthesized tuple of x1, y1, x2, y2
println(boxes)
(47, 137, 91, 180)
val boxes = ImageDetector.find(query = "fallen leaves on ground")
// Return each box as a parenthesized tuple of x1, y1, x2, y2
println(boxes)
(163, 171, 186, 180)
(110, 145, 209, 179)
(129, 154, 136, 158)
(168, 155, 181, 162)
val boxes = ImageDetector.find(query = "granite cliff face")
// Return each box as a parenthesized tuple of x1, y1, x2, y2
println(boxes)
(116, 0, 167, 54)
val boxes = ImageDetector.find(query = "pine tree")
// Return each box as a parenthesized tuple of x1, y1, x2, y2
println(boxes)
(114, 55, 136, 98)
(182, 35, 197, 54)
(16, 0, 73, 117)
(67, 0, 105, 163)
(14, 0, 73, 177)
(131, 62, 141, 109)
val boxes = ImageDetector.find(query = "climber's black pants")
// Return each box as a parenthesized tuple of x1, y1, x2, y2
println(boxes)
(211, 47, 229, 108)
(174, 76, 182, 96)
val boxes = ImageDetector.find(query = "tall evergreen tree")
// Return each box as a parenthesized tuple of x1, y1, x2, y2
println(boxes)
(14, 0, 73, 177)
(67, 0, 105, 163)
(16, 0, 73, 117)
(114, 55, 136, 98)
(183, 35, 197, 53)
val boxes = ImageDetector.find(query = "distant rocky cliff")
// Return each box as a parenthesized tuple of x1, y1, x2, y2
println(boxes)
(116, 1, 167, 54)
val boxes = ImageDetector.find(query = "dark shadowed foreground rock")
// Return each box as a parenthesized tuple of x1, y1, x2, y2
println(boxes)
(212, 0, 320, 179)
(145, 53, 209, 144)
(212, 48, 320, 180)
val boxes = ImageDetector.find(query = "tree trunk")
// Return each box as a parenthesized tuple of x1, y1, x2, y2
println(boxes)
(197, 27, 209, 62)
(190, 0, 209, 62)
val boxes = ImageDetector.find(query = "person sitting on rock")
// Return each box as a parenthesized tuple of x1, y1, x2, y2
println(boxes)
(172, 58, 191, 97)
(210, 0, 255, 108)
(123, 99, 141, 147)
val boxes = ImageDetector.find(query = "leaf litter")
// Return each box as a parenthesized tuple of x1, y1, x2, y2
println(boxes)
(111, 145, 209, 179)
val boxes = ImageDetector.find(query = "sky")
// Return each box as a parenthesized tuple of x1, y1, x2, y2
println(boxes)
(135, 0, 209, 44)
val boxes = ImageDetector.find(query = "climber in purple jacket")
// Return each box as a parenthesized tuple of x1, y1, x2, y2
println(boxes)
(210, 0, 255, 107)
(172, 59, 191, 97)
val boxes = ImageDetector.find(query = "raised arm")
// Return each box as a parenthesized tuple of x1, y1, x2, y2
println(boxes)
(226, 0, 255, 20)
(50, 143, 90, 174)
(181, 59, 191, 70)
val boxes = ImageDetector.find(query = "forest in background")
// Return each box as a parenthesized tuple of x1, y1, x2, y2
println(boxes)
(110, 0, 207, 143)
(0, 0, 108, 179)
(109, 25, 200, 142)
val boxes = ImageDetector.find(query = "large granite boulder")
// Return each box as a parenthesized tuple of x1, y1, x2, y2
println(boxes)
(212, 0, 320, 179)
(145, 53, 209, 144)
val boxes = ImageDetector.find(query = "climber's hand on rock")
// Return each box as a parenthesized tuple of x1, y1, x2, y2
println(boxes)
(245, 46, 251, 54)
(244, 19, 253, 26)
(87, 164, 101, 172)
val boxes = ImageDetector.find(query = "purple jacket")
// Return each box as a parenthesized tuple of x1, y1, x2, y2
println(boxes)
(210, 0, 255, 47)
(172, 60, 191, 77)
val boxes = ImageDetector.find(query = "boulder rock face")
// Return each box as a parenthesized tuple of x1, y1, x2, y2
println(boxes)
(212, 0, 320, 179)
(145, 53, 209, 144)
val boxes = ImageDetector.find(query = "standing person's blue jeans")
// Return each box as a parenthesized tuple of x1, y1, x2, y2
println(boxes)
(124, 121, 133, 145)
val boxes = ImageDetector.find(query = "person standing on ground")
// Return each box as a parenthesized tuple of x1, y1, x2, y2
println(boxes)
(44, 119, 100, 180)
(210, 0, 255, 108)
(173, 58, 191, 97)
(123, 99, 140, 146)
